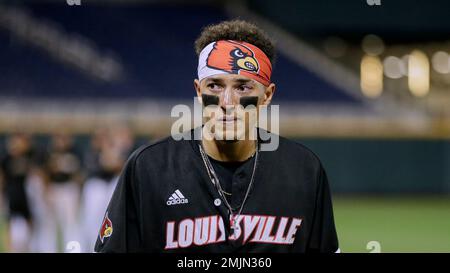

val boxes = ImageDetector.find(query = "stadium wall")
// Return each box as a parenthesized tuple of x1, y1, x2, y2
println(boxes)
(1, 133, 449, 194)
(300, 138, 450, 194)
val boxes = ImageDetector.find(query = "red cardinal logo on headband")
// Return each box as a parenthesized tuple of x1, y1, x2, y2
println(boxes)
(207, 40, 260, 74)
(203, 40, 272, 86)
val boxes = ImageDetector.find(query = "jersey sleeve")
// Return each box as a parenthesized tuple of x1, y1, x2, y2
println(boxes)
(306, 163, 340, 253)
(94, 149, 143, 253)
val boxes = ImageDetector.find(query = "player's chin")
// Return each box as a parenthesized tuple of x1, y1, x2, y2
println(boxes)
(214, 124, 245, 141)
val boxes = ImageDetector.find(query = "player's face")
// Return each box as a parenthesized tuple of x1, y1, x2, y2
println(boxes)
(7, 134, 30, 156)
(194, 74, 275, 141)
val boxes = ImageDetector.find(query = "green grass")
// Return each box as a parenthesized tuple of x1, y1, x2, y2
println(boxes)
(0, 197, 449, 252)
(333, 196, 450, 253)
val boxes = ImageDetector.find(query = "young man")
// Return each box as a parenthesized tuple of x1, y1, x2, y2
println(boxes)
(44, 132, 82, 251)
(95, 20, 339, 253)
(0, 133, 39, 252)
(80, 126, 134, 252)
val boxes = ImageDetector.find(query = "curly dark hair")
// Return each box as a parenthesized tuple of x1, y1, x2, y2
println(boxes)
(194, 20, 276, 64)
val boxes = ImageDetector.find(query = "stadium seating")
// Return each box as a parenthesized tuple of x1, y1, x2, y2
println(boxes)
(0, 2, 359, 103)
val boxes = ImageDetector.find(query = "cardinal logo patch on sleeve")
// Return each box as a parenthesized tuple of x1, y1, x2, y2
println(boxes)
(99, 212, 113, 243)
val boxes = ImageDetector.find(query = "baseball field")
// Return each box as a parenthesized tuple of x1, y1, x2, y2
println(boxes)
(333, 196, 450, 253)
(0, 196, 449, 253)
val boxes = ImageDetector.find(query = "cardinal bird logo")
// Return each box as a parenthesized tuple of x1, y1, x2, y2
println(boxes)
(206, 40, 259, 74)
(99, 212, 113, 243)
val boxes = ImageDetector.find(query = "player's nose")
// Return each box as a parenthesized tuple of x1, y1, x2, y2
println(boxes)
(220, 87, 238, 109)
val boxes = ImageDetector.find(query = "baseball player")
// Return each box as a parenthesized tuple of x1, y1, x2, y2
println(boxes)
(44, 132, 82, 251)
(95, 20, 339, 253)
(0, 133, 35, 252)
(80, 126, 134, 252)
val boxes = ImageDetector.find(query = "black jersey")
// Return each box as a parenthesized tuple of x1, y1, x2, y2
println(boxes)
(208, 152, 255, 205)
(45, 148, 81, 184)
(0, 152, 34, 219)
(94, 128, 339, 253)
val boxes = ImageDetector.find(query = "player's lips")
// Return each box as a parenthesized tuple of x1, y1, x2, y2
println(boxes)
(217, 116, 239, 123)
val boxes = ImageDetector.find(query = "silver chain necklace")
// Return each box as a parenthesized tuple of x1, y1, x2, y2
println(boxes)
(198, 141, 259, 232)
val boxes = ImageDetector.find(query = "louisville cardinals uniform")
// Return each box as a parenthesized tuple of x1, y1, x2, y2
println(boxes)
(95, 128, 339, 253)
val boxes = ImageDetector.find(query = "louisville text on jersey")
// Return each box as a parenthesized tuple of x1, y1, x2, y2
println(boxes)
(165, 215, 302, 249)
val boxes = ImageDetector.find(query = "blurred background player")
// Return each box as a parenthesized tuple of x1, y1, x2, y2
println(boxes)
(43, 132, 82, 251)
(79, 125, 134, 252)
(0, 133, 35, 252)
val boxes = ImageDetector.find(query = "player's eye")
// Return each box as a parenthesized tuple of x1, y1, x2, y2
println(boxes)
(236, 85, 253, 93)
(207, 83, 223, 92)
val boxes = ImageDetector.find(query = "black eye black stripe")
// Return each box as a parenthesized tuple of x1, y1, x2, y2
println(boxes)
(202, 94, 258, 108)
(239, 96, 258, 108)
(201, 94, 220, 106)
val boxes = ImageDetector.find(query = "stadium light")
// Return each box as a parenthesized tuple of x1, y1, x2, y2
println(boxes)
(361, 55, 383, 98)
(362, 34, 385, 56)
(408, 50, 430, 97)
(431, 51, 450, 74)
(383, 56, 404, 79)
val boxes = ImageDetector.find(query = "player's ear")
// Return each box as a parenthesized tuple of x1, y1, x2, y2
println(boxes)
(194, 79, 202, 104)
(262, 83, 276, 105)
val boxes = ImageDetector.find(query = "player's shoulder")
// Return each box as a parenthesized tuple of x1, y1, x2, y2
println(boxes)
(282, 136, 321, 162)
(261, 129, 323, 168)
(125, 130, 192, 166)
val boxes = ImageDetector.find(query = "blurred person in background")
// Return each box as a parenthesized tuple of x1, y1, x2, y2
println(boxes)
(80, 125, 134, 252)
(109, 125, 135, 159)
(25, 146, 57, 253)
(82, 127, 108, 180)
(0, 133, 36, 252)
(43, 132, 83, 252)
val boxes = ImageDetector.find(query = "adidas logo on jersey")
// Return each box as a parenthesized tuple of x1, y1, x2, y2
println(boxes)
(167, 189, 189, 206)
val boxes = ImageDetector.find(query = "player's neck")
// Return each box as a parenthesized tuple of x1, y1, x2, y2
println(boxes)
(201, 138, 256, 162)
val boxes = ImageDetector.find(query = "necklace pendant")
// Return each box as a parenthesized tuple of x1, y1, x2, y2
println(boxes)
(230, 214, 239, 234)
(230, 216, 236, 236)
